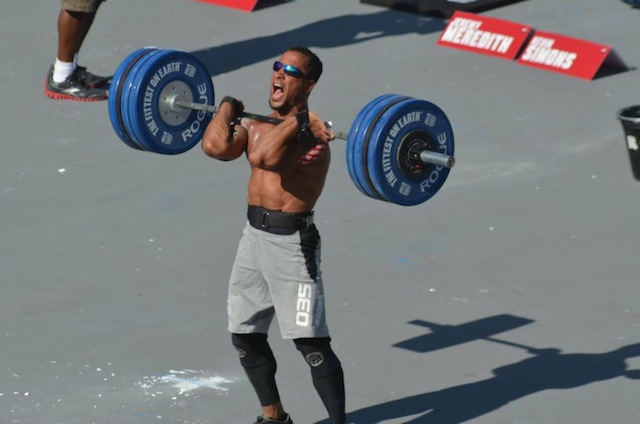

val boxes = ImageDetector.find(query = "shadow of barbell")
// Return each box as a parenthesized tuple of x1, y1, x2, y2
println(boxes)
(393, 314, 551, 354)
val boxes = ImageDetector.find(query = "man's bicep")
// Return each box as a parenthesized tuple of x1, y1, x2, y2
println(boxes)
(202, 120, 247, 160)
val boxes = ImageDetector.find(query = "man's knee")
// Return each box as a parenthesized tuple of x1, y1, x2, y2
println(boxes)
(294, 337, 342, 378)
(231, 333, 276, 369)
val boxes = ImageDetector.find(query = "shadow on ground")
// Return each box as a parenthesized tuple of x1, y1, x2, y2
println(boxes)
(317, 314, 640, 423)
(190, 10, 446, 76)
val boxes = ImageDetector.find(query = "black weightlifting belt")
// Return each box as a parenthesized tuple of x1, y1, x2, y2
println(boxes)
(247, 205, 314, 233)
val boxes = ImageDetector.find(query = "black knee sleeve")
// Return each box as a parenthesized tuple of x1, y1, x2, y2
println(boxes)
(294, 337, 342, 378)
(294, 337, 346, 424)
(231, 333, 280, 406)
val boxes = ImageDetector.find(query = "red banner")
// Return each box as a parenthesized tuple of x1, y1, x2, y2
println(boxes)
(437, 11, 532, 60)
(517, 31, 618, 80)
(195, 0, 259, 12)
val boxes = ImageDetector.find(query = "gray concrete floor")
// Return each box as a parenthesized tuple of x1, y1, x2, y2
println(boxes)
(2, 0, 640, 423)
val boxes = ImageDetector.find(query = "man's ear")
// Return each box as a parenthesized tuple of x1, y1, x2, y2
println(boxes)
(305, 80, 316, 94)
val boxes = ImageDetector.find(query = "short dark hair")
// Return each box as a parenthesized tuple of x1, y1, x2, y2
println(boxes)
(287, 46, 323, 83)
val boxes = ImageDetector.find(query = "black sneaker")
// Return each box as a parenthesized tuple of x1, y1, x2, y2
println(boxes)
(44, 66, 107, 102)
(76, 65, 110, 88)
(253, 414, 293, 424)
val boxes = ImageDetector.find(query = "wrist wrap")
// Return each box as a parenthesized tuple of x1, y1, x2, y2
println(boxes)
(296, 110, 311, 132)
(221, 96, 241, 116)
(296, 110, 312, 142)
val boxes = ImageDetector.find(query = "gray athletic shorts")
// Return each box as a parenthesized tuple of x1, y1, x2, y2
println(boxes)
(227, 221, 330, 339)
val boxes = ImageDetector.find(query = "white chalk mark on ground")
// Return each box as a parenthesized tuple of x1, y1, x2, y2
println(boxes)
(138, 370, 235, 397)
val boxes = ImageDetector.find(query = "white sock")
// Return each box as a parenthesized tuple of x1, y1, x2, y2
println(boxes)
(73, 53, 79, 67)
(53, 58, 76, 83)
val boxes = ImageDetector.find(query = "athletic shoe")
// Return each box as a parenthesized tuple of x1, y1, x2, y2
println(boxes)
(76, 65, 110, 88)
(252, 413, 293, 423)
(44, 66, 107, 102)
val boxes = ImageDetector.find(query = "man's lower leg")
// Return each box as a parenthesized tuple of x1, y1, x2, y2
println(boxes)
(294, 338, 346, 424)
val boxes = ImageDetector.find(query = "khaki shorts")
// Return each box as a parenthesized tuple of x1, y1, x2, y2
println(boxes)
(61, 0, 105, 13)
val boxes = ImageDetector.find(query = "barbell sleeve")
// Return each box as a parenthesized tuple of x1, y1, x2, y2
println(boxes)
(172, 97, 455, 168)
(420, 150, 455, 168)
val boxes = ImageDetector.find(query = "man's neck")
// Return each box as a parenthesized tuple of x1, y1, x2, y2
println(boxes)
(271, 103, 309, 120)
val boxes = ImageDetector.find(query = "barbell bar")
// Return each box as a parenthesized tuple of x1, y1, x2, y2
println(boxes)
(167, 96, 455, 169)
(108, 47, 456, 206)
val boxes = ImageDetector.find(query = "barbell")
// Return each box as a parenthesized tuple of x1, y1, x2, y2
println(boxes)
(107, 47, 456, 206)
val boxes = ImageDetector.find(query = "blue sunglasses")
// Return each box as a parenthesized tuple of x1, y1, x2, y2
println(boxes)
(273, 61, 307, 79)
